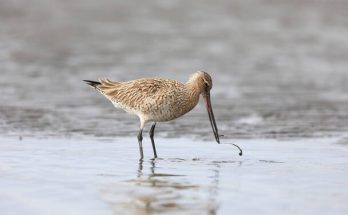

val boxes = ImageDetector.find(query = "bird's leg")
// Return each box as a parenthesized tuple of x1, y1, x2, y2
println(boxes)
(149, 122, 158, 158)
(137, 128, 144, 160)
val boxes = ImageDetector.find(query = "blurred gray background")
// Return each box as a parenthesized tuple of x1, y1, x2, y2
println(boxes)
(0, 0, 347, 139)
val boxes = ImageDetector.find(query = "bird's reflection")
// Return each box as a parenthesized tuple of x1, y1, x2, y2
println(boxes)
(104, 158, 223, 215)
(137, 159, 144, 178)
(137, 159, 155, 178)
(132, 158, 221, 214)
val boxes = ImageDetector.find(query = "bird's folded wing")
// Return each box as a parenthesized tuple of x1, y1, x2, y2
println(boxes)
(96, 78, 182, 110)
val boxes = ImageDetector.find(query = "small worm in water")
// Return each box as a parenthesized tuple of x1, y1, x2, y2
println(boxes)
(219, 134, 243, 156)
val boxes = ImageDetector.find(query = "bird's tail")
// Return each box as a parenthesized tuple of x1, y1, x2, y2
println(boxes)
(83, 80, 101, 88)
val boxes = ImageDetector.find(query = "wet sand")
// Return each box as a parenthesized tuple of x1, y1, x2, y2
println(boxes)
(0, 0, 348, 139)
(1, 137, 347, 215)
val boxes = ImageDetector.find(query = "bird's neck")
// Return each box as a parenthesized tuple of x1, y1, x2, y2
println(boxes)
(185, 80, 202, 108)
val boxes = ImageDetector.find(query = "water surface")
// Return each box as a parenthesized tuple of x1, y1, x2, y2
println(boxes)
(0, 137, 347, 215)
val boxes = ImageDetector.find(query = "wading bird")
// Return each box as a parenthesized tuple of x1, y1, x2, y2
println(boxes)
(84, 71, 241, 159)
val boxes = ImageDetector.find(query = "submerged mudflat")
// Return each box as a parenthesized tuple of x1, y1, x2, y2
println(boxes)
(1, 137, 347, 215)
(0, 0, 348, 140)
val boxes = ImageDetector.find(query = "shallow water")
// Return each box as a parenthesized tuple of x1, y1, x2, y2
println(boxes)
(1, 0, 348, 214)
(0, 137, 347, 215)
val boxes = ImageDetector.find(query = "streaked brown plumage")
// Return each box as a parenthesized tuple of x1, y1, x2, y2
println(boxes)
(84, 71, 220, 159)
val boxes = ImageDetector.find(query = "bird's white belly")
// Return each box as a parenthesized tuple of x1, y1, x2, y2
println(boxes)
(147, 105, 189, 122)
(112, 101, 138, 115)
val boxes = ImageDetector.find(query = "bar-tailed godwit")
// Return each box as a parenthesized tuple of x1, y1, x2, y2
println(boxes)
(84, 71, 240, 159)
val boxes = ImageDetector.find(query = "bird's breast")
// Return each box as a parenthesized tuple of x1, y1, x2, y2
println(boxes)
(145, 91, 200, 122)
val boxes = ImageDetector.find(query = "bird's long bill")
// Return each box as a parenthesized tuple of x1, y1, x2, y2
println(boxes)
(204, 93, 220, 144)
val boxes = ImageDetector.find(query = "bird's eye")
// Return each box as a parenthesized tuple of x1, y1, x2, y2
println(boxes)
(204, 82, 209, 87)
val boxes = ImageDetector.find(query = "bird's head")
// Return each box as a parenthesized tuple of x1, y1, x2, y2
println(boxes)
(188, 71, 213, 95)
(188, 71, 220, 143)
